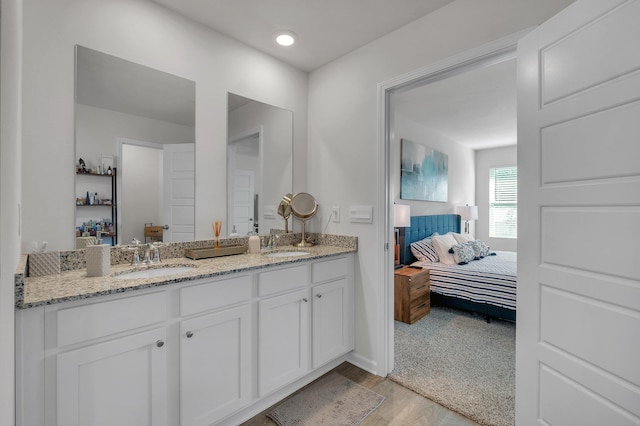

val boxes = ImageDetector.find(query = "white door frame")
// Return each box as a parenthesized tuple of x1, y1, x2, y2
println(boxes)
(376, 28, 531, 375)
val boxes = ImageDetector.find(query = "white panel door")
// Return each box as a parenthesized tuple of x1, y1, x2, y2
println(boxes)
(312, 278, 353, 368)
(232, 170, 255, 235)
(57, 328, 167, 426)
(163, 143, 195, 242)
(180, 304, 252, 426)
(258, 289, 309, 396)
(517, 1, 640, 424)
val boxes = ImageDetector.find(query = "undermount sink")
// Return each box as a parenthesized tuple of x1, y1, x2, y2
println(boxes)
(114, 266, 196, 280)
(263, 251, 309, 258)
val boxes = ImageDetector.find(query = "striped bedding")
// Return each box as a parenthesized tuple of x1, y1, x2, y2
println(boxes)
(412, 251, 517, 311)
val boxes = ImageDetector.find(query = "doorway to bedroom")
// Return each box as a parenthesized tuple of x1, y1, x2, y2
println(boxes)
(385, 45, 518, 426)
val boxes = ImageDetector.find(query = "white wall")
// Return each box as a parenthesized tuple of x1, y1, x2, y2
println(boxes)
(475, 145, 517, 251)
(307, 0, 574, 373)
(76, 103, 195, 166)
(392, 114, 475, 228)
(0, 0, 22, 422)
(21, 0, 308, 251)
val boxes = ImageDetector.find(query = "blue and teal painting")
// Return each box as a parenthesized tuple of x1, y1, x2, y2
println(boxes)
(400, 139, 448, 202)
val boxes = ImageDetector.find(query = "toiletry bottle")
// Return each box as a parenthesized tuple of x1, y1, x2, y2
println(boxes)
(248, 235, 260, 253)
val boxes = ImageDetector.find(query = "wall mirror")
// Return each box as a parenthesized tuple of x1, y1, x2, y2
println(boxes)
(74, 45, 196, 247)
(227, 93, 293, 235)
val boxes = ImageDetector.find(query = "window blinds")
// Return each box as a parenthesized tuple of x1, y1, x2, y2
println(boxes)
(489, 166, 517, 239)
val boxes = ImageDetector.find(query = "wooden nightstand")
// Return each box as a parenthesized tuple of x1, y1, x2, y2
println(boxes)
(394, 266, 431, 324)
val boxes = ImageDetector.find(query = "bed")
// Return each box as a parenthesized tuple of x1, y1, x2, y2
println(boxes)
(400, 214, 516, 322)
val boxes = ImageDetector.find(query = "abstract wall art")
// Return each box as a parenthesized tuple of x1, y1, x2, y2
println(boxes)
(400, 139, 448, 202)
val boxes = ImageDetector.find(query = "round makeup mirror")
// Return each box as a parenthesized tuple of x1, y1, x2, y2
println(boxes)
(290, 192, 318, 247)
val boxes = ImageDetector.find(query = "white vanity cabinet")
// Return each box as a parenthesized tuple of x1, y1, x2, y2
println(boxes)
(311, 256, 354, 368)
(178, 275, 253, 426)
(257, 265, 310, 396)
(16, 252, 355, 426)
(45, 291, 170, 426)
(57, 327, 168, 426)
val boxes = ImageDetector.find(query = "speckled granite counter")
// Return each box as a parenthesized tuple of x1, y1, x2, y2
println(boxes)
(16, 243, 356, 309)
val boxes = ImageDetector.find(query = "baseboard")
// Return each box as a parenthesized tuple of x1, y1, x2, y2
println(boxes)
(345, 352, 381, 377)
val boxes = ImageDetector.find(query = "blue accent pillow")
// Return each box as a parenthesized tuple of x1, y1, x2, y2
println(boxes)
(448, 242, 476, 264)
(410, 237, 439, 263)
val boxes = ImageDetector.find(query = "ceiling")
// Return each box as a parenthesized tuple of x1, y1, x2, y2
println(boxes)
(393, 59, 517, 150)
(150, 0, 455, 72)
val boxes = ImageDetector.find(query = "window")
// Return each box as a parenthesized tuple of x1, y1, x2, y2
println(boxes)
(489, 166, 517, 239)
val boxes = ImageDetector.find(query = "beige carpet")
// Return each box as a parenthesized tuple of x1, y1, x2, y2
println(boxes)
(391, 307, 515, 426)
(267, 372, 385, 426)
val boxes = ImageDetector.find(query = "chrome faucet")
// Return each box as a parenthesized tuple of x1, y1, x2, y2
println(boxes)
(269, 234, 279, 249)
(142, 243, 155, 264)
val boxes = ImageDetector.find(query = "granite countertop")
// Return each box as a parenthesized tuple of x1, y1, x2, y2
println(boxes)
(16, 245, 356, 309)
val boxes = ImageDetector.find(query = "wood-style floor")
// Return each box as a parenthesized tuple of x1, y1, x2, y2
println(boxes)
(241, 362, 481, 426)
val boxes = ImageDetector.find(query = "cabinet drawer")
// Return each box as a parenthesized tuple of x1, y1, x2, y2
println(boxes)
(180, 274, 252, 316)
(258, 264, 308, 296)
(409, 280, 429, 299)
(311, 256, 349, 283)
(56, 292, 166, 346)
(410, 300, 431, 323)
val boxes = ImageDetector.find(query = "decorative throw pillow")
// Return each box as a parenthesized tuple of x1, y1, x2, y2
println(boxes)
(468, 240, 491, 259)
(449, 242, 476, 264)
(451, 232, 474, 244)
(431, 233, 458, 265)
(476, 240, 492, 257)
(410, 237, 439, 263)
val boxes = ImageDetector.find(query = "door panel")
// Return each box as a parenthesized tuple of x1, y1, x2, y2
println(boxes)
(517, 0, 640, 424)
(163, 143, 195, 242)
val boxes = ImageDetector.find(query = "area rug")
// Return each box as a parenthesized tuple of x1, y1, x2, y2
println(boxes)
(391, 307, 515, 426)
(267, 372, 385, 426)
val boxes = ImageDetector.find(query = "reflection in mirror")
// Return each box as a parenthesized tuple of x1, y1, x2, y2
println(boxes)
(227, 93, 293, 236)
(75, 46, 196, 247)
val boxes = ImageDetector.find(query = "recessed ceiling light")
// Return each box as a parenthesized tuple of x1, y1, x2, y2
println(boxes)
(274, 31, 296, 47)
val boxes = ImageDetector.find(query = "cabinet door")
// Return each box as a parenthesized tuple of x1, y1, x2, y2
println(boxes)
(258, 289, 309, 396)
(57, 327, 167, 426)
(312, 278, 354, 368)
(180, 304, 252, 426)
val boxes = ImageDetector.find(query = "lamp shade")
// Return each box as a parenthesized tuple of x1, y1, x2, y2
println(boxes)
(394, 204, 411, 227)
(456, 205, 478, 221)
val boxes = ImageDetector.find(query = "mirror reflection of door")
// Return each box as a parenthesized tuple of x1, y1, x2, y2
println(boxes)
(162, 143, 195, 242)
(227, 132, 261, 235)
(119, 139, 195, 244)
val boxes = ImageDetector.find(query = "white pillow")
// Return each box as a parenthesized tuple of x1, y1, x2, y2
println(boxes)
(431, 233, 458, 265)
(452, 232, 474, 244)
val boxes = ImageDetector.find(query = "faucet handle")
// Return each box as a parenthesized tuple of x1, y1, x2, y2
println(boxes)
(153, 246, 161, 263)
(131, 249, 140, 265)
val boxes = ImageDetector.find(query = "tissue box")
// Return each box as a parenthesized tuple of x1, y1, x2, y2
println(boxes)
(29, 251, 60, 277)
(86, 244, 111, 277)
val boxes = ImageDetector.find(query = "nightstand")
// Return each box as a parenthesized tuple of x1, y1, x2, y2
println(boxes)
(394, 266, 430, 324)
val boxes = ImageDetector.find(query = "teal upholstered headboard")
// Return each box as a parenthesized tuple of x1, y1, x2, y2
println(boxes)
(401, 214, 461, 265)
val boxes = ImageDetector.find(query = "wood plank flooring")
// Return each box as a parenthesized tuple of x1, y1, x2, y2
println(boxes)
(241, 362, 480, 426)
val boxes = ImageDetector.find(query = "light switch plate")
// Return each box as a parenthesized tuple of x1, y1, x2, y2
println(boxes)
(332, 206, 340, 223)
(349, 205, 373, 223)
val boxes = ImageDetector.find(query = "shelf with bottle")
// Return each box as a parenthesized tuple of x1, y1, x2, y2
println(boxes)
(75, 191, 114, 207)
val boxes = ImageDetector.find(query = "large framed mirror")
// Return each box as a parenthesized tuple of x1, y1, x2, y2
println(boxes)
(75, 46, 196, 247)
(227, 93, 293, 236)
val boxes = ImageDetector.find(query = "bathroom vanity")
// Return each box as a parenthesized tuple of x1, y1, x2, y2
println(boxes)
(15, 241, 355, 426)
